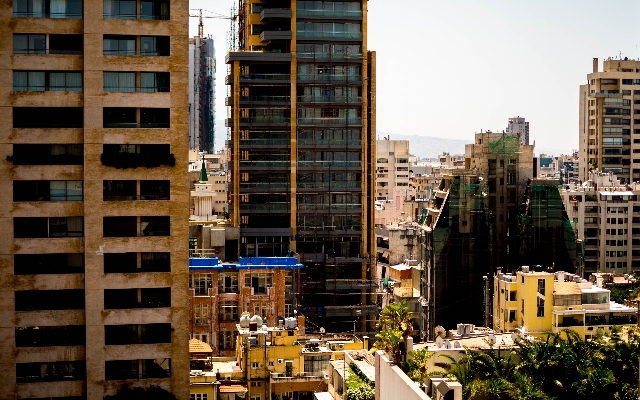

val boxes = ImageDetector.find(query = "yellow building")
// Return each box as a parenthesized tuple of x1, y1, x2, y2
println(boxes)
(494, 268, 637, 339)
(190, 316, 365, 400)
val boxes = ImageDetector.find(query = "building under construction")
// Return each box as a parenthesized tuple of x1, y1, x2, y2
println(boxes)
(189, 36, 216, 153)
(225, 0, 376, 333)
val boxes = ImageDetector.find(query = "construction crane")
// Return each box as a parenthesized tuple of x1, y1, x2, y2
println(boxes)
(189, 9, 236, 38)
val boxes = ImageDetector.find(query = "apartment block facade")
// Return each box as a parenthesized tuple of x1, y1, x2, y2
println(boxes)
(376, 139, 410, 200)
(579, 58, 640, 184)
(1, 0, 189, 398)
(225, 0, 377, 332)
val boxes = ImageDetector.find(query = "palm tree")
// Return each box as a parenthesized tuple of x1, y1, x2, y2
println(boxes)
(434, 353, 482, 400)
(376, 300, 413, 348)
(372, 328, 403, 364)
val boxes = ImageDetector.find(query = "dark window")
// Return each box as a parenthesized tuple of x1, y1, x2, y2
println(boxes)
(105, 360, 139, 380)
(103, 35, 136, 55)
(103, 107, 136, 128)
(104, 287, 171, 309)
(143, 358, 171, 378)
(140, 0, 169, 19)
(16, 361, 85, 382)
(13, 71, 82, 91)
(11, 144, 83, 165)
(103, 180, 136, 200)
(49, 34, 83, 54)
(140, 180, 170, 200)
(103, 216, 137, 237)
(14, 253, 84, 274)
(15, 289, 85, 311)
(14, 217, 83, 238)
(103, 0, 136, 19)
(141, 252, 170, 271)
(101, 144, 175, 169)
(13, 107, 83, 128)
(140, 72, 169, 92)
(14, 180, 82, 201)
(141, 216, 170, 236)
(13, 0, 82, 18)
(105, 323, 171, 345)
(140, 108, 170, 127)
(15, 325, 85, 347)
(140, 36, 169, 56)
(104, 252, 170, 273)
(13, 34, 45, 53)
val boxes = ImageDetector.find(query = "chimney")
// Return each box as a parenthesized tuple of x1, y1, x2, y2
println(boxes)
(593, 58, 598, 73)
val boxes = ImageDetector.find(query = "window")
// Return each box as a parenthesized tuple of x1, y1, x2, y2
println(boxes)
(304, 355, 330, 374)
(537, 279, 545, 296)
(103, 180, 136, 200)
(14, 216, 83, 238)
(101, 144, 175, 169)
(536, 296, 545, 317)
(11, 144, 83, 165)
(245, 272, 273, 294)
(104, 288, 171, 309)
(103, 216, 137, 237)
(14, 180, 82, 201)
(14, 253, 83, 275)
(15, 289, 85, 311)
(141, 216, 170, 236)
(140, 0, 169, 20)
(219, 301, 238, 321)
(17, 361, 85, 382)
(218, 272, 239, 293)
(195, 303, 209, 325)
(13, 107, 83, 128)
(13, 34, 82, 54)
(13, 71, 82, 91)
(105, 360, 139, 380)
(141, 72, 170, 92)
(140, 36, 169, 55)
(15, 325, 85, 347)
(104, 252, 170, 273)
(191, 395, 208, 400)
(103, 107, 170, 128)
(253, 302, 268, 318)
(14, 0, 82, 17)
(103, 71, 135, 91)
(105, 323, 171, 345)
(219, 330, 237, 350)
(103, 35, 136, 54)
(103, 0, 136, 18)
(13, 34, 45, 53)
(191, 274, 212, 296)
(251, 362, 259, 369)
(508, 310, 516, 323)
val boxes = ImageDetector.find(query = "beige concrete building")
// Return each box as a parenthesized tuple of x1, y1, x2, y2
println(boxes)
(1, 1, 190, 399)
(579, 57, 640, 184)
(376, 139, 410, 200)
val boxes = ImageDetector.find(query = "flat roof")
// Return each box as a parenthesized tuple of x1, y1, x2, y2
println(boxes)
(553, 282, 582, 295)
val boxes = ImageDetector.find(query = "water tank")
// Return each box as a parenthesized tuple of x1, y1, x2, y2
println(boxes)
(250, 314, 263, 327)
(521, 266, 530, 273)
(240, 312, 251, 328)
(285, 317, 297, 330)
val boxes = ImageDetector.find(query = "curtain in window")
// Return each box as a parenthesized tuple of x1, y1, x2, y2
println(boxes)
(103, 0, 115, 16)
(66, 72, 82, 91)
(103, 72, 119, 91)
(26, 71, 45, 90)
(49, 181, 67, 200)
(49, 72, 66, 91)
(119, 72, 135, 91)
(160, 1, 169, 19)
(13, 72, 28, 90)
(66, 217, 83, 236)
(140, 72, 155, 92)
(31, 0, 44, 16)
(50, 0, 66, 17)
(67, 181, 82, 200)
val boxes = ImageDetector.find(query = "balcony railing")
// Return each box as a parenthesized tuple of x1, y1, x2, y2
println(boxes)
(240, 203, 289, 211)
(239, 117, 290, 124)
(298, 203, 361, 210)
(297, 52, 362, 59)
(296, 31, 362, 39)
(297, 95, 362, 103)
(297, 74, 362, 83)
(297, 117, 362, 125)
(240, 182, 290, 189)
(240, 73, 290, 81)
(298, 139, 362, 146)
(240, 139, 290, 146)
(297, 181, 361, 189)
(298, 160, 361, 167)
(297, 9, 362, 18)
(240, 95, 290, 102)
(239, 160, 289, 167)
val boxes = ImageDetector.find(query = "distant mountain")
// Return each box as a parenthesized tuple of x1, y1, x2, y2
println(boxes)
(377, 131, 573, 159)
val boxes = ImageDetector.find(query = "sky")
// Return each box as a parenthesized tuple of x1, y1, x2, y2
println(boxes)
(189, 0, 640, 155)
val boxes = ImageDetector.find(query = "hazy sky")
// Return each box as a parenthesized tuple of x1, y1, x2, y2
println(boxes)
(189, 0, 640, 155)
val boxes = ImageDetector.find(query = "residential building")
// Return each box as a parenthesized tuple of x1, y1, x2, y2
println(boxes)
(189, 36, 216, 153)
(506, 116, 530, 145)
(189, 319, 365, 400)
(579, 57, 640, 184)
(376, 139, 410, 200)
(188, 256, 303, 357)
(493, 268, 637, 340)
(563, 170, 640, 275)
(225, 0, 377, 333)
(1, 0, 189, 398)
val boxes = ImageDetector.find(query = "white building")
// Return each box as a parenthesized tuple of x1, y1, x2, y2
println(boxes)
(507, 116, 530, 145)
(376, 139, 411, 200)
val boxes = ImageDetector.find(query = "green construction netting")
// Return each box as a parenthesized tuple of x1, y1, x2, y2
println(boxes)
(489, 134, 520, 156)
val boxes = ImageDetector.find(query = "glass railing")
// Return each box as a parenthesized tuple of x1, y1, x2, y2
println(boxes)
(240, 182, 290, 189)
(240, 117, 290, 124)
(297, 74, 362, 83)
(240, 139, 290, 146)
(298, 203, 361, 210)
(14, 11, 82, 18)
(297, 96, 362, 103)
(297, 31, 362, 39)
(240, 203, 290, 211)
(297, 52, 362, 59)
(240, 95, 290, 102)
(298, 181, 361, 189)
(240, 160, 289, 167)
(297, 9, 362, 17)
(297, 117, 362, 124)
(297, 225, 361, 231)
(240, 73, 290, 81)
(298, 160, 361, 167)
(298, 139, 362, 146)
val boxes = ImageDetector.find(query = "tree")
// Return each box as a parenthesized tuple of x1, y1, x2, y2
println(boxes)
(404, 347, 434, 383)
(372, 328, 403, 363)
(374, 299, 413, 363)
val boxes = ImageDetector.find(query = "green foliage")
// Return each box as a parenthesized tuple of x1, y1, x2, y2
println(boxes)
(345, 362, 374, 400)
(105, 385, 177, 400)
(373, 300, 413, 363)
(403, 348, 434, 383)
(344, 384, 374, 400)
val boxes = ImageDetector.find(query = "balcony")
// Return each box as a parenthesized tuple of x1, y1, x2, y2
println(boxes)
(297, 9, 362, 19)
(241, 73, 290, 83)
(297, 31, 362, 40)
(297, 117, 361, 126)
(260, 30, 292, 43)
(226, 117, 291, 128)
(297, 51, 362, 60)
(239, 203, 289, 211)
(260, 8, 292, 21)
(589, 91, 623, 98)
(233, 95, 290, 106)
(297, 95, 362, 104)
(298, 160, 361, 168)
(297, 74, 362, 84)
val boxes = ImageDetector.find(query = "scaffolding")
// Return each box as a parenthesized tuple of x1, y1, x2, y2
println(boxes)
(488, 133, 521, 156)
(518, 181, 578, 272)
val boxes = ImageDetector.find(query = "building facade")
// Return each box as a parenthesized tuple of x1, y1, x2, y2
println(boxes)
(188, 36, 216, 153)
(225, 0, 377, 333)
(579, 57, 640, 184)
(1, 1, 190, 398)
(376, 139, 410, 200)
(506, 116, 529, 146)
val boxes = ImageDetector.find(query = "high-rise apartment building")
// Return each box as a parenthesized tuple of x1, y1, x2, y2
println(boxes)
(225, 0, 376, 332)
(1, 1, 189, 398)
(188, 36, 216, 153)
(506, 116, 529, 145)
(579, 57, 640, 183)
(376, 139, 410, 200)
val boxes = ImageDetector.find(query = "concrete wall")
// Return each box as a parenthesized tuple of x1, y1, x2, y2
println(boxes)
(375, 351, 431, 400)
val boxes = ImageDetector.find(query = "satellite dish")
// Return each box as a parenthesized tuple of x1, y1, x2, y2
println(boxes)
(454, 341, 461, 348)
(434, 325, 446, 339)
(444, 340, 451, 349)
(436, 336, 444, 348)
(488, 334, 496, 345)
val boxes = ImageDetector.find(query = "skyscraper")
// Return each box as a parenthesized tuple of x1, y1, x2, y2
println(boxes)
(188, 36, 216, 153)
(226, 0, 376, 332)
(579, 57, 640, 184)
(506, 116, 530, 146)
(1, 0, 189, 398)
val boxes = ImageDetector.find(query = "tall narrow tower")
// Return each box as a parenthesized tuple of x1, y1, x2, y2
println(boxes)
(1, 0, 190, 397)
(226, 0, 376, 332)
